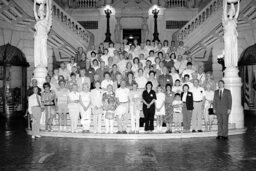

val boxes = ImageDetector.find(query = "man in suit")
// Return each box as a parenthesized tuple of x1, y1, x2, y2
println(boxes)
(213, 80, 232, 140)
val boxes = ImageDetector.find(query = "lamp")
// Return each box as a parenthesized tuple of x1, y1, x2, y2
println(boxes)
(104, 7, 113, 43)
(152, 7, 160, 42)
(217, 50, 226, 72)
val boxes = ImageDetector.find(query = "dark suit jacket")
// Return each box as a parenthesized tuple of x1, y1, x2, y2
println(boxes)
(213, 89, 232, 115)
(181, 92, 194, 110)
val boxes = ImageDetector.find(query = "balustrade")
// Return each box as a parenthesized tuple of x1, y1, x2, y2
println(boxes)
(73, 0, 97, 8)
(166, 0, 187, 8)
(178, 0, 222, 41)
(52, 1, 91, 44)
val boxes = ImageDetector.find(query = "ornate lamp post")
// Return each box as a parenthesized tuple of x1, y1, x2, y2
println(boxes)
(217, 50, 226, 72)
(104, 8, 113, 43)
(152, 8, 160, 42)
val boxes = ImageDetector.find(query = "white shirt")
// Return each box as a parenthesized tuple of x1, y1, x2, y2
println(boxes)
(182, 92, 187, 102)
(156, 92, 165, 108)
(135, 76, 148, 89)
(197, 73, 206, 84)
(67, 63, 77, 73)
(108, 47, 116, 57)
(191, 86, 205, 101)
(28, 94, 41, 114)
(115, 87, 130, 103)
(90, 89, 103, 107)
(147, 56, 155, 65)
(182, 69, 194, 80)
(101, 55, 110, 66)
(170, 73, 180, 83)
(173, 100, 183, 113)
(68, 91, 80, 101)
(172, 86, 183, 93)
(80, 91, 91, 106)
(174, 60, 187, 74)
(101, 79, 114, 90)
(117, 60, 127, 73)
(205, 90, 214, 101)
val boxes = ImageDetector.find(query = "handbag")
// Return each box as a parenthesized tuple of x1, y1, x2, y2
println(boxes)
(105, 111, 115, 119)
(208, 103, 215, 115)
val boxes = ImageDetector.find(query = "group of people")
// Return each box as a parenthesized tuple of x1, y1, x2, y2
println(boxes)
(28, 39, 232, 140)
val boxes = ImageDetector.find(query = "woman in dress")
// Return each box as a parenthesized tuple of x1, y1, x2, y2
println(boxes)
(41, 82, 56, 131)
(102, 84, 117, 134)
(126, 71, 137, 90)
(164, 84, 175, 133)
(155, 86, 166, 133)
(79, 83, 91, 133)
(147, 70, 158, 91)
(203, 83, 215, 131)
(142, 81, 157, 132)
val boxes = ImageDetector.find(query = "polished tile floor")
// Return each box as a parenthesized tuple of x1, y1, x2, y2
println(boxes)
(1, 111, 256, 171)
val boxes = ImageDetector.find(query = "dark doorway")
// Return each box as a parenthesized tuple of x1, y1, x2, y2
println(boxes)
(123, 29, 141, 45)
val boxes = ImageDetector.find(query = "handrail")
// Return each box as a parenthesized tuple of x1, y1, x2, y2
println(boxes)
(52, 1, 93, 46)
(166, 0, 187, 8)
(72, 0, 98, 8)
(178, 0, 222, 41)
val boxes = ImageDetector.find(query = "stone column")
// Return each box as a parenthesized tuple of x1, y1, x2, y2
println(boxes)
(223, 67, 244, 129)
(141, 17, 149, 43)
(114, 17, 122, 43)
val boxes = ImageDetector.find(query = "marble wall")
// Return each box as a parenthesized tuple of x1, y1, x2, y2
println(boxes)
(0, 20, 54, 87)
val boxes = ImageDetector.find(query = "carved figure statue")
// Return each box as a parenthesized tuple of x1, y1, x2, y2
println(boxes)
(33, 0, 52, 68)
(222, 0, 240, 67)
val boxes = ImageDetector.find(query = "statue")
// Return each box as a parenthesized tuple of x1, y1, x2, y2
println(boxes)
(33, 0, 52, 68)
(222, 0, 240, 67)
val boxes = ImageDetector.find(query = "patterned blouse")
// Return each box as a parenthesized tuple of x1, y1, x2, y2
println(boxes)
(41, 90, 56, 106)
(102, 92, 117, 111)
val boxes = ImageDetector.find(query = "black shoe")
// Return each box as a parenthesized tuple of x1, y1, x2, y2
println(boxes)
(122, 131, 127, 134)
(216, 136, 222, 140)
(192, 130, 196, 133)
(222, 136, 228, 140)
(198, 130, 203, 132)
(116, 131, 122, 134)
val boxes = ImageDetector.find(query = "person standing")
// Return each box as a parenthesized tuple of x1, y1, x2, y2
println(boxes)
(142, 81, 157, 133)
(158, 66, 173, 91)
(102, 84, 117, 134)
(115, 80, 130, 134)
(77, 69, 91, 91)
(191, 79, 205, 132)
(129, 82, 142, 134)
(79, 83, 91, 133)
(91, 81, 104, 133)
(164, 84, 175, 133)
(67, 84, 80, 133)
(56, 80, 69, 131)
(213, 80, 232, 140)
(28, 86, 43, 139)
(155, 86, 166, 133)
(181, 84, 194, 133)
(41, 83, 56, 131)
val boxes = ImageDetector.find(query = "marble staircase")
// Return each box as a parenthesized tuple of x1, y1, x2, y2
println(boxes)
(178, 0, 254, 58)
(0, 0, 94, 58)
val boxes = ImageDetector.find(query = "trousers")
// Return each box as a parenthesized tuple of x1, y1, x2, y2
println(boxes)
(191, 102, 203, 130)
(31, 106, 42, 136)
(182, 103, 192, 131)
(217, 113, 229, 137)
(115, 103, 129, 132)
(143, 106, 155, 131)
(130, 102, 140, 131)
(80, 106, 91, 130)
(68, 103, 80, 132)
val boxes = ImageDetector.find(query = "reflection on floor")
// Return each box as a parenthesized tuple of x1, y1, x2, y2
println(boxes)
(0, 110, 255, 171)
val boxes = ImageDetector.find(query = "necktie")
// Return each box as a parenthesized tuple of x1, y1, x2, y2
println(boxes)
(219, 90, 222, 99)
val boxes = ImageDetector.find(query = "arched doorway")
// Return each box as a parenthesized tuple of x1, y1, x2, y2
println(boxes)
(239, 44, 256, 110)
(0, 43, 29, 118)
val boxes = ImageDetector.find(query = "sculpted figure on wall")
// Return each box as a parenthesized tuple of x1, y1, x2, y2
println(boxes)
(222, 0, 240, 67)
(33, 0, 52, 68)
